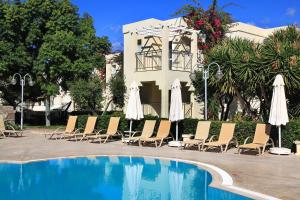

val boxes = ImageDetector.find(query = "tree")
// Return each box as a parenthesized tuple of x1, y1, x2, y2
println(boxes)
(0, 0, 111, 125)
(193, 26, 300, 121)
(260, 26, 300, 118)
(205, 38, 261, 120)
(176, 0, 233, 52)
(102, 53, 126, 115)
(69, 76, 103, 114)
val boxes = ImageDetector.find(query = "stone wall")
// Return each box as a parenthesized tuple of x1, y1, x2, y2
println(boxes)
(0, 106, 15, 123)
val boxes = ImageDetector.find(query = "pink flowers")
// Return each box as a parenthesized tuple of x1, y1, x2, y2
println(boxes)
(213, 18, 222, 27)
(196, 20, 205, 26)
(184, 8, 226, 51)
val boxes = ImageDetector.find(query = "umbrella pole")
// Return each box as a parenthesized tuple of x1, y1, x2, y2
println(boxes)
(278, 125, 282, 148)
(129, 120, 133, 137)
(176, 121, 178, 141)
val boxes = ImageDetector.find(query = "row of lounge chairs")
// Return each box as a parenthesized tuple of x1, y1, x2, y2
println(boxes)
(46, 116, 122, 143)
(0, 115, 23, 138)
(45, 116, 275, 155)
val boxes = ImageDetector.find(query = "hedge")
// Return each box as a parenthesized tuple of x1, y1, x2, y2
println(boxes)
(75, 113, 300, 151)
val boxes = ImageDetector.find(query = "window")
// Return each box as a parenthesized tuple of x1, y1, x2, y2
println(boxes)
(137, 39, 142, 52)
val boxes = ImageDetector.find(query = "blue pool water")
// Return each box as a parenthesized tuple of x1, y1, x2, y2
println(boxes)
(0, 157, 251, 200)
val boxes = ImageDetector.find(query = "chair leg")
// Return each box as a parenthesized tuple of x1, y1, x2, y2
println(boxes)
(198, 143, 203, 151)
(138, 140, 142, 146)
(104, 136, 109, 143)
(258, 147, 262, 155)
(237, 147, 240, 154)
(154, 141, 158, 148)
(262, 146, 266, 155)
(220, 145, 223, 153)
(224, 144, 229, 152)
(158, 139, 164, 147)
(80, 136, 85, 142)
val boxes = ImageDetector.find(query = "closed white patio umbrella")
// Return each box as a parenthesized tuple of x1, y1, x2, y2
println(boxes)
(268, 74, 290, 155)
(126, 81, 144, 136)
(169, 79, 184, 147)
(124, 158, 143, 200)
(169, 169, 183, 200)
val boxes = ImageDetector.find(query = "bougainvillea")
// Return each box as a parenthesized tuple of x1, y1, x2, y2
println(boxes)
(179, 1, 233, 51)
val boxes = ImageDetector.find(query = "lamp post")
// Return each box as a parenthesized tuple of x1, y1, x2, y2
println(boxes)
(189, 62, 223, 120)
(11, 73, 34, 130)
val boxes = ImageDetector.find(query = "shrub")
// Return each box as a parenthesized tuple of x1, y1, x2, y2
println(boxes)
(75, 114, 300, 150)
(282, 119, 300, 149)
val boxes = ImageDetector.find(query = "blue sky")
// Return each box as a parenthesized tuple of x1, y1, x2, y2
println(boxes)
(71, 0, 300, 51)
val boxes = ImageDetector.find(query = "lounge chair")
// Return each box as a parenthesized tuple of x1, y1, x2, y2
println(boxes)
(139, 120, 171, 147)
(0, 115, 23, 137)
(124, 120, 156, 144)
(65, 116, 97, 141)
(88, 117, 121, 143)
(237, 124, 274, 155)
(44, 116, 77, 140)
(202, 123, 236, 153)
(182, 121, 211, 151)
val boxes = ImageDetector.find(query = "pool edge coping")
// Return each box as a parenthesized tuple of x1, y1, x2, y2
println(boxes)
(0, 154, 281, 200)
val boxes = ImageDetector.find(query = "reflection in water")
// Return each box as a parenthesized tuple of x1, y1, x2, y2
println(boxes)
(0, 157, 250, 200)
(168, 162, 183, 200)
(124, 157, 143, 200)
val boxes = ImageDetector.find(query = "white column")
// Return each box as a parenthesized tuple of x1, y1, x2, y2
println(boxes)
(191, 31, 198, 67)
(160, 26, 170, 118)
(190, 31, 204, 119)
(123, 31, 138, 112)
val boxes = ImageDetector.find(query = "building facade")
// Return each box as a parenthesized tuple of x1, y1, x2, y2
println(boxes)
(121, 18, 286, 119)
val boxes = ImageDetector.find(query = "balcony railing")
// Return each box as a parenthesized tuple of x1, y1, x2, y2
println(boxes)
(136, 50, 162, 71)
(183, 103, 193, 118)
(170, 51, 193, 71)
(136, 50, 192, 72)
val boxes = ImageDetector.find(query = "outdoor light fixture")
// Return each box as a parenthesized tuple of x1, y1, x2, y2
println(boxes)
(216, 68, 223, 80)
(190, 62, 223, 120)
(11, 73, 34, 130)
(189, 71, 197, 82)
(11, 78, 17, 85)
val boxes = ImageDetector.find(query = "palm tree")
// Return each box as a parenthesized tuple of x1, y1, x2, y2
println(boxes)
(260, 26, 300, 117)
(204, 38, 261, 120)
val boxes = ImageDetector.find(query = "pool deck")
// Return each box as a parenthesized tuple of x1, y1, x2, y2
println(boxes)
(0, 128, 299, 200)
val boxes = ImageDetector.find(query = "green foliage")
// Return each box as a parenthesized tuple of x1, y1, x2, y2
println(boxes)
(69, 77, 103, 113)
(109, 73, 126, 108)
(260, 26, 300, 117)
(0, 0, 111, 107)
(75, 114, 300, 149)
(176, 0, 233, 51)
(282, 119, 300, 149)
(193, 27, 300, 120)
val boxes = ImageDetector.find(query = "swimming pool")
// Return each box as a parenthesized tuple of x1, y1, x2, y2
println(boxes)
(0, 156, 250, 200)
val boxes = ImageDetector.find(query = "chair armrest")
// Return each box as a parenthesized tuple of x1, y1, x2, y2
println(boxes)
(208, 135, 216, 142)
(267, 138, 275, 147)
(169, 132, 175, 140)
(7, 125, 16, 131)
(98, 129, 107, 133)
(117, 130, 123, 136)
(131, 131, 142, 137)
(74, 128, 83, 134)
(243, 136, 251, 145)
(232, 137, 239, 147)
(53, 127, 64, 133)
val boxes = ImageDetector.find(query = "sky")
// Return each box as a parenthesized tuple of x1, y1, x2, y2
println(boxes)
(71, 0, 300, 51)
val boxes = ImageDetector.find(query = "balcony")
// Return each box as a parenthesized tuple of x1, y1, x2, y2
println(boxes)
(136, 50, 193, 72)
(169, 51, 193, 71)
(136, 50, 162, 71)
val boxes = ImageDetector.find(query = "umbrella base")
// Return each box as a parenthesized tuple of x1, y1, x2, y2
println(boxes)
(270, 147, 291, 155)
(168, 141, 183, 147)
